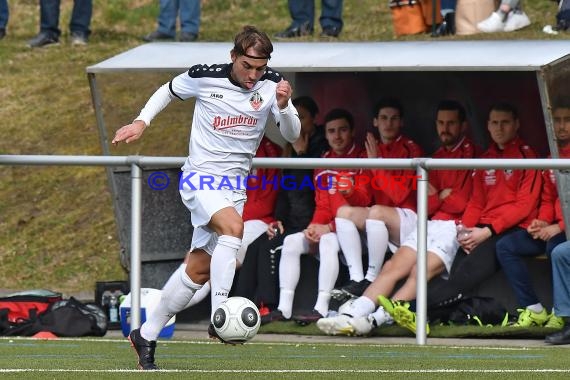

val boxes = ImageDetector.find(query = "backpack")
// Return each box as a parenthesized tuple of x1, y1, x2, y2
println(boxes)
(429, 296, 510, 327)
(0, 297, 108, 337)
(0, 290, 63, 322)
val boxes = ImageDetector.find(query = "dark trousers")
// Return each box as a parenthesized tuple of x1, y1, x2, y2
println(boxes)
(40, 0, 92, 38)
(496, 229, 565, 307)
(427, 228, 520, 308)
(288, 0, 343, 29)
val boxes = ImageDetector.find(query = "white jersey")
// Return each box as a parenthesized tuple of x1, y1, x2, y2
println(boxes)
(168, 63, 294, 183)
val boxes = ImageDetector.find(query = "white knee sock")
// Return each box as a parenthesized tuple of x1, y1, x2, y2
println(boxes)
(210, 235, 241, 318)
(365, 219, 389, 282)
(335, 217, 364, 282)
(314, 232, 340, 317)
(277, 232, 309, 318)
(184, 281, 211, 308)
(141, 263, 201, 341)
(345, 295, 376, 318)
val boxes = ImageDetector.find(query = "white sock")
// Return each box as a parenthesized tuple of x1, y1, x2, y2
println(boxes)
(210, 235, 241, 318)
(314, 233, 340, 316)
(141, 263, 201, 341)
(184, 281, 211, 308)
(365, 219, 389, 282)
(527, 303, 544, 313)
(335, 217, 364, 281)
(277, 232, 309, 318)
(345, 296, 376, 318)
(371, 306, 393, 326)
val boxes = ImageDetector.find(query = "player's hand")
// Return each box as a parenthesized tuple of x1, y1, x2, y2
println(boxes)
(459, 226, 491, 253)
(535, 224, 562, 241)
(112, 120, 147, 146)
(365, 132, 378, 158)
(527, 219, 548, 238)
(276, 79, 292, 110)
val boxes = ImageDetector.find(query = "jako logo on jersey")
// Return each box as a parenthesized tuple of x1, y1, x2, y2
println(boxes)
(250, 91, 263, 110)
(210, 93, 223, 99)
(212, 115, 259, 130)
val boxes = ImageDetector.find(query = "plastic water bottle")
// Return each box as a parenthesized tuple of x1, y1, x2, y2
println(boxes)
(109, 295, 119, 323)
(456, 221, 470, 240)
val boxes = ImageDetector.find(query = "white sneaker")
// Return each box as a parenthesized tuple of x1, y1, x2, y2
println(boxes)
(316, 314, 355, 336)
(337, 298, 356, 316)
(349, 315, 377, 336)
(477, 12, 505, 33)
(504, 11, 531, 32)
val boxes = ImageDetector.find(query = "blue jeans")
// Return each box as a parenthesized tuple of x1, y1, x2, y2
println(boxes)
(288, 0, 343, 30)
(0, 0, 8, 30)
(157, 0, 200, 37)
(496, 229, 566, 307)
(440, 0, 456, 12)
(551, 241, 570, 317)
(40, 0, 92, 38)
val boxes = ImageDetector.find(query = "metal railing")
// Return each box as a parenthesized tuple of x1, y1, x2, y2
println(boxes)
(2, 154, 570, 344)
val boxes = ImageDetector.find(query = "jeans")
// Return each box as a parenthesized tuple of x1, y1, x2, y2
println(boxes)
(440, 0, 456, 12)
(496, 229, 566, 307)
(0, 0, 8, 30)
(288, 0, 343, 30)
(157, 0, 200, 37)
(40, 0, 92, 38)
(551, 241, 570, 317)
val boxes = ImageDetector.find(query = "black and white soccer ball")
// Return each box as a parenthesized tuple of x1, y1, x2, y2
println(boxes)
(212, 296, 260, 344)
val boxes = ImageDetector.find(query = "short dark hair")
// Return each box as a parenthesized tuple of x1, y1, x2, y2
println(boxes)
(373, 97, 404, 118)
(232, 25, 273, 59)
(552, 96, 570, 111)
(324, 108, 354, 130)
(293, 96, 319, 117)
(437, 100, 466, 123)
(489, 102, 519, 120)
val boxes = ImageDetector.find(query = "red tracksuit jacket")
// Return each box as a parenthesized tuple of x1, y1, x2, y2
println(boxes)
(428, 137, 480, 221)
(310, 144, 372, 231)
(461, 137, 541, 234)
(537, 145, 570, 230)
(368, 135, 423, 211)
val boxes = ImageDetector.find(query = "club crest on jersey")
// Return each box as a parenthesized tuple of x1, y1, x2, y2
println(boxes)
(484, 169, 496, 186)
(250, 91, 263, 110)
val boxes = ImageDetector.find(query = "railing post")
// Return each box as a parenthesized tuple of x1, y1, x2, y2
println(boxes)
(415, 161, 429, 345)
(130, 162, 142, 330)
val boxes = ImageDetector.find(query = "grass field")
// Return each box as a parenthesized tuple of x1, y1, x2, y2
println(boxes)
(1, 335, 570, 379)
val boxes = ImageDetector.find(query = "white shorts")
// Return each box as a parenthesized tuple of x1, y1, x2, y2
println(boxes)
(180, 172, 246, 255)
(388, 207, 418, 253)
(401, 219, 458, 277)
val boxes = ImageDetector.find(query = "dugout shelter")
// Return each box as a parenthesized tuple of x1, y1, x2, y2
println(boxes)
(87, 40, 570, 323)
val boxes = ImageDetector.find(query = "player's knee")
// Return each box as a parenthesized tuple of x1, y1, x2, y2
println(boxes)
(220, 219, 244, 238)
(336, 205, 354, 219)
(368, 205, 388, 220)
(282, 233, 304, 256)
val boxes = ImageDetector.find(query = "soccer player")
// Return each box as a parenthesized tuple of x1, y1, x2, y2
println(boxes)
(383, 102, 541, 334)
(317, 100, 478, 336)
(112, 26, 300, 370)
(496, 100, 570, 328)
(264, 108, 371, 325)
(331, 98, 422, 301)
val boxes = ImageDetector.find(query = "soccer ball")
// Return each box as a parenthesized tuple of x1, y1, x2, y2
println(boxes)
(212, 296, 260, 344)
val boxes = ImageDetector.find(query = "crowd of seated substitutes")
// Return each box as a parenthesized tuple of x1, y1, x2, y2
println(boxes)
(213, 96, 570, 345)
